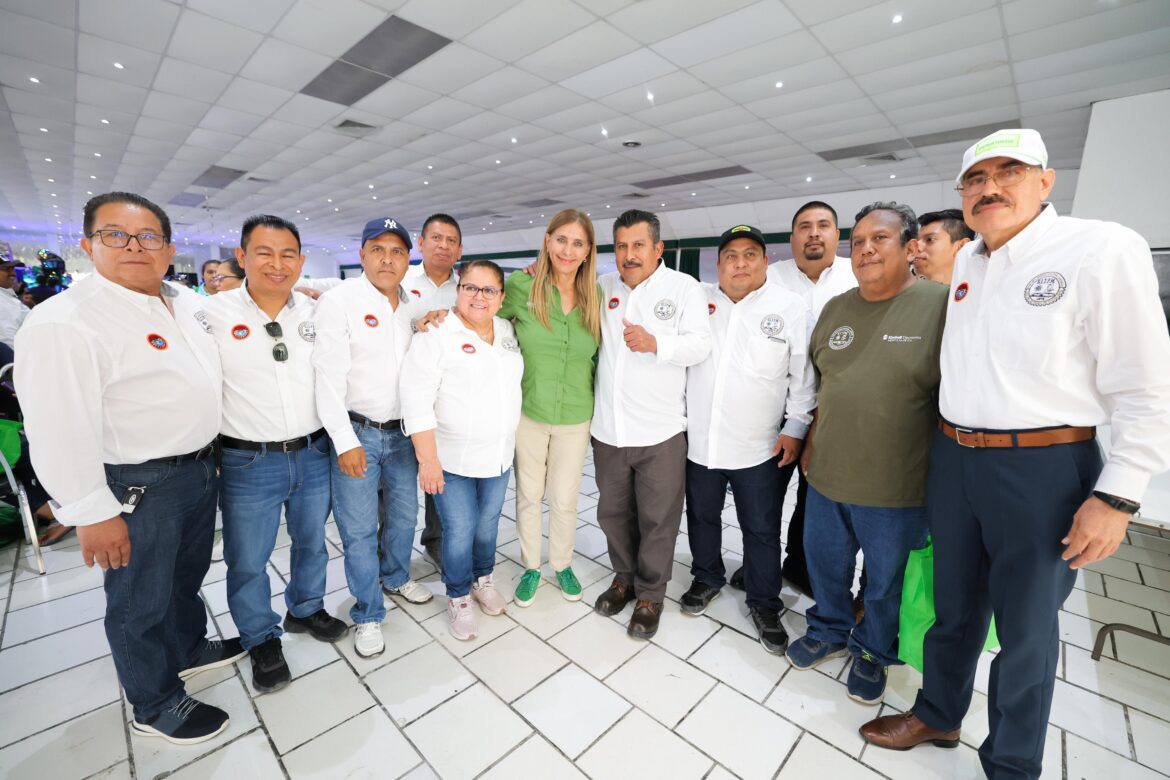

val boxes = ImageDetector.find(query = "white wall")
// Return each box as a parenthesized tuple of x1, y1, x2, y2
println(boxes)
(1073, 89, 1170, 247)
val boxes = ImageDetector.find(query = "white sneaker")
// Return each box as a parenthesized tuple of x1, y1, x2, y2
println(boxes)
(383, 579, 434, 604)
(471, 573, 507, 616)
(354, 622, 384, 658)
(447, 595, 478, 641)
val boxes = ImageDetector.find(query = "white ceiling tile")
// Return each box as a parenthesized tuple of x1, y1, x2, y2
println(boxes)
(514, 20, 641, 83)
(746, 78, 864, 120)
(270, 93, 347, 128)
(140, 91, 211, 126)
(185, 0, 296, 34)
(185, 126, 242, 152)
(1017, 51, 1170, 101)
(444, 111, 518, 141)
(0, 55, 75, 103)
(686, 29, 826, 87)
(240, 38, 335, 92)
(167, 9, 264, 74)
(76, 35, 160, 88)
(199, 106, 266, 136)
(597, 71, 708, 114)
(364, 121, 429, 147)
(852, 39, 1009, 93)
(607, 0, 757, 44)
(893, 106, 1021, 139)
(891, 86, 1018, 125)
(496, 84, 588, 121)
(351, 79, 440, 119)
(530, 101, 619, 134)
(811, 0, 997, 52)
(395, 0, 524, 40)
(450, 67, 550, 110)
(400, 96, 481, 131)
(271, 0, 387, 57)
(0, 11, 76, 70)
(78, 0, 180, 54)
(561, 49, 677, 98)
(396, 43, 506, 94)
(1004, 0, 1164, 38)
(870, 65, 1014, 112)
(75, 73, 147, 114)
(216, 78, 295, 117)
(134, 115, 197, 144)
(0, 0, 78, 27)
(153, 58, 233, 104)
(1015, 28, 1170, 84)
(463, 0, 594, 61)
(667, 107, 762, 139)
(651, 1, 802, 68)
(721, 56, 849, 105)
(835, 9, 1004, 72)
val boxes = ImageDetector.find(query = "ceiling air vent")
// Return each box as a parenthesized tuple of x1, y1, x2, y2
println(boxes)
(859, 152, 905, 164)
(334, 119, 378, 138)
(623, 192, 649, 199)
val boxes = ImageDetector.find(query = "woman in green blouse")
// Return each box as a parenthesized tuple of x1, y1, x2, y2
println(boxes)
(499, 209, 601, 606)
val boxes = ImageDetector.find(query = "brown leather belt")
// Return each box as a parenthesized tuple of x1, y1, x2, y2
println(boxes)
(939, 420, 1095, 449)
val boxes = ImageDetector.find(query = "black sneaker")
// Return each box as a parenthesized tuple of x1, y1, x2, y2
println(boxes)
(284, 609, 347, 643)
(249, 637, 291, 694)
(749, 607, 789, 654)
(729, 566, 745, 590)
(132, 696, 228, 744)
(679, 579, 721, 616)
(179, 637, 247, 681)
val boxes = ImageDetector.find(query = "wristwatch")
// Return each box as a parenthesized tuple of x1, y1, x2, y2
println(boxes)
(1092, 490, 1141, 515)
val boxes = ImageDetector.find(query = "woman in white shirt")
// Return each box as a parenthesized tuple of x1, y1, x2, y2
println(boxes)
(401, 260, 523, 640)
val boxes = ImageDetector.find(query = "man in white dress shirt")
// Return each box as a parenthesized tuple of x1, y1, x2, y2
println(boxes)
(205, 215, 346, 694)
(681, 224, 815, 655)
(16, 192, 242, 744)
(313, 216, 432, 660)
(592, 209, 712, 640)
(861, 129, 1170, 780)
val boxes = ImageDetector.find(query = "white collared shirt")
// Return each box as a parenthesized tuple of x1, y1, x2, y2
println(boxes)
(767, 256, 858, 321)
(400, 313, 523, 477)
(592, 262, 712, 448)
(203, 284, 321, 442)
(313, 274, 417, 454)
(14, 274, 221, 526)
(940, 204, 1170, 501)
(0, 286, 29, 348)
(403, 263, 459, 311)
(687, 280, 816, 469)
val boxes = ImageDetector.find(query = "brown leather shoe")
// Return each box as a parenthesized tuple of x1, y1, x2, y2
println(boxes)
(594, 577, 635, 616)
(859, 712, 961, 751)
(627, 600, 664, 640)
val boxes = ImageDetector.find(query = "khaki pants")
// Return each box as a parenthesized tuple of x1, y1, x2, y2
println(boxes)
(513, 414, 592, 571)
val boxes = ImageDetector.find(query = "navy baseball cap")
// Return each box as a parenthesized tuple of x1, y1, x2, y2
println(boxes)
(361, 217, 413, 250)
(718, 224, 766, 254)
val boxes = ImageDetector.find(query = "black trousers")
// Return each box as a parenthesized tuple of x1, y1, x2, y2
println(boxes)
(421, 493, 442, 546)
(912, 429, 1101, 780)
(781, 465, 811, 591)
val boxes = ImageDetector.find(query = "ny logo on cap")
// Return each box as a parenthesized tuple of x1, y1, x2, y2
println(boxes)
(384, 219, 397, 230)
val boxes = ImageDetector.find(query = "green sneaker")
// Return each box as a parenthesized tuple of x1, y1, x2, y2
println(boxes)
(514, 569, 541, 607)
(555, 567, 583, 601)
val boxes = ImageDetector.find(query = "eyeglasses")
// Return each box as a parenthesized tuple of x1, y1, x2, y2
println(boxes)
(458, 283, 501, 299)
(264, 322, 288, 362)
(365, 245, 409, 260)
(955, 164, 1035, 195)
(212, 274, 243, 283)
(88, 229, 167, 250)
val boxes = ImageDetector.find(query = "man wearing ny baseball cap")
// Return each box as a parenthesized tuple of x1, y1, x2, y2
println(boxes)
(861, 129, 1170, 778)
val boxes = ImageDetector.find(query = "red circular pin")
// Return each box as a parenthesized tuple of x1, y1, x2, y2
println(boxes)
(607, 297, 620, 310)
(708, 302, 716, 316)
(147, 333, 168, 350)
(461, 343, 476, 354)
(364, 314, 379, 327)
(954, 282, 969, 302)
(231, 324, 251, 339)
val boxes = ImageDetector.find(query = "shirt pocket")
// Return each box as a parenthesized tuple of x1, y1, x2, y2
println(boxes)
(993, 310, 1075, 377)
(743, 334, 790, 381)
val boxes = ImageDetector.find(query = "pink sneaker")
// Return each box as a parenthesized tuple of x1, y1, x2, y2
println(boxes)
(447, 595, 478, 641)
(471, 574, 507, 616)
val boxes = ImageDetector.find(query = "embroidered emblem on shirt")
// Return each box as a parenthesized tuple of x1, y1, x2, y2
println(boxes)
(298, 321, 317, 341)
(954, 282, 969, 302)
(608, 297, 620, 310)
(147, 333, 168, 350)
(502, 337, 520, 352)
(462, 343, 476, 354)
(1023, 272, 1066, 307)
(410, 289, 422, 298)
(364, 314, 379, 328)
(707, 302, 716, 316)
(231, 324, 250, 340)
(760, 314, 784, 336)
(653, 298, 676, 320)
(828, 326, 854, 350)
(193, 310, 212, 333)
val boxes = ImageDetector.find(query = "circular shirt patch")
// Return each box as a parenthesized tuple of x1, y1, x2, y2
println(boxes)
(501, 337, 520, 353)
(364, 314, 379, 328)
(607, 297, 620, 310)
(147, 333, 168, 350)
(653, 298, 677, 320)
(298, 321, 317, 342)
(410, 289, 422, 298)
(707, 302, 716, 316)
(760, 314, 784, 336)
(461, 343, 476, 354)
(1023, 272, 1066, 307)
(828, 325, 855, 350)
(954, 282, 969, 302)
(231, 324, 250, 340)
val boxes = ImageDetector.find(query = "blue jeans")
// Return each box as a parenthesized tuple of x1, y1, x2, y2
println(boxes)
(804, 483, 928, 666)
(330, 421, 418, 624)
(221, 436, 332, 650)
(103, 455, 217, 721)
(432, 470, 510, 598)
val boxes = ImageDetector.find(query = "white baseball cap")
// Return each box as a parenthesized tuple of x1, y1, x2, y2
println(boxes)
(955, 128, 1048, 185)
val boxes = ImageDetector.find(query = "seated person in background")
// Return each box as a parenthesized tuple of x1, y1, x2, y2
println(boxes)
(212, 259, 244, 293)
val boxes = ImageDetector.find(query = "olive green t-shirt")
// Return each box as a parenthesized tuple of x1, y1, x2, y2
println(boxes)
(807, 280, 948, 507)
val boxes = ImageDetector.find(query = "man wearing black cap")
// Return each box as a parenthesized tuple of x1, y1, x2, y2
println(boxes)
(681, 225, 815, 654)
(313, 217, 432, 661)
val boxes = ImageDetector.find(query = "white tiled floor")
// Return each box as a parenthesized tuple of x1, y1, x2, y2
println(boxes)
(2, 456, 1170, 779)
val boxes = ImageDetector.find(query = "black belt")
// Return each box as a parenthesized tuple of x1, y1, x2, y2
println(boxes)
(348, 411, 402, 431)
(148, 442, 217, 465)
(219, 428, 326, 453)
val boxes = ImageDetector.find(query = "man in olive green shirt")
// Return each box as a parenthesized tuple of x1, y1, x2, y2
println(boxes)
(785, 202, 947, 708)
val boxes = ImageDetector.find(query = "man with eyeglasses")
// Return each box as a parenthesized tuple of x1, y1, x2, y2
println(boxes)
(203, 214, 345, 694)
(312, 217, 432, 660)
(861, 129, 1170, 779)
(16, 192, 243, 744)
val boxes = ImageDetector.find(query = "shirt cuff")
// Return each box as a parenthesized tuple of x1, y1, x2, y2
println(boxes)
(53, 485, 125, 527)
(402, 414, 437, 437)
(780, 419, 809, 440)
(327, 424, 362, 456)
(1094, 462, 1151, 505)
(654, 333, 675, 364)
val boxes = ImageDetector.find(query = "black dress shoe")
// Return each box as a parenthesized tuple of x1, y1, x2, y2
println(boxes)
(628, 600, 664, 640)
(249, 637, 291, 693)
(594, 576, 635, 616)
(679, 579, 721, 616)
(424, 540, 443, 575)
(749, 607, 789, 654)
(729, 566, 745, 590)
(283, 609, 347, 643)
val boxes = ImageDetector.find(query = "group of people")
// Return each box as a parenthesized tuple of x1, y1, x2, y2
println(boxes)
(14, 127, 1170, 780)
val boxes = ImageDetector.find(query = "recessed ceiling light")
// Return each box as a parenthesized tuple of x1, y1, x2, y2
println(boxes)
(90, 175, 96, 179)
(368, 184, 374, 189)
(646, 91, 654, 102)
(423, 180, 429, 185)
(775, 81, 784, 88)
(295, 209, 301, 213)
(600, 127, 608, 137)
(495, 159, 501, 164)
(28, 76, 39, 84)
(427, 164, 433, 170)
(304, 217, 309, 221)
(44, 157, 51, 162)
(482, 227, 486, 231)
(333, 207, 339, 211)
(691, 192, 696, 196)
(660, 202, 665, 207)
(488, 221, 493, 225)
(510, 137, 517, 144)
(540, 214, 545, 218)
(892, 13, 903, 23)
(50, 193, 56, 197)
(805, 176, 813, 182)
(371, 195, 377, 200)
(87, 191, 92, 195)
(39, 127, 47, 133)
(47, 178, 54, 182)
(529, 220, 533, 224)
(326, 198, 332, 203)
(113, 62, 124, 69)
(605, 204, 610, 208)
(744, 185, 750, 190)
(100, 119, 110, 124)
(889, 174, 897, 179)
(94, 152, 101, 157)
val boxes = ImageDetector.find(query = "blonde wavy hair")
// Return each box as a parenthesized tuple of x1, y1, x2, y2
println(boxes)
(529, 209, 600, 342)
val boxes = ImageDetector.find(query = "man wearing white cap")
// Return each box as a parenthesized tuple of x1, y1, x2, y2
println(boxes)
(860, 129, 1170, 779)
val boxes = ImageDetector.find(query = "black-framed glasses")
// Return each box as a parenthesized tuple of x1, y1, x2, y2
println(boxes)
(955, 164, 1035, 195)
(458, 283, 501, 299)
(264, 322, 288, 362)
(88, 229, 167, 250)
